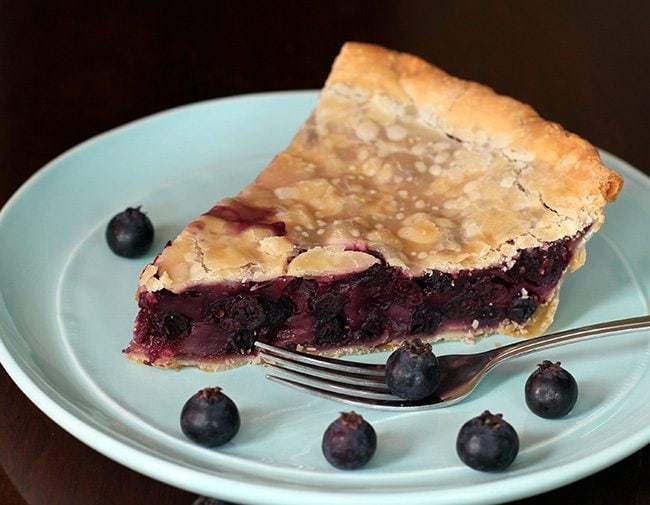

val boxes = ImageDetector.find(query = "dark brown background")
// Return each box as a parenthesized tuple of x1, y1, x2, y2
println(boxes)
(1, 2, 648, 504)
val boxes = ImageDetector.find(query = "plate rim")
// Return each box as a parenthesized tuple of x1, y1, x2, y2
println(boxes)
(1, 90, 649, 505)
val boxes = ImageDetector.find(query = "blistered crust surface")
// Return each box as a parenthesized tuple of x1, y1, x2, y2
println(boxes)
(141, 42, 621, 294)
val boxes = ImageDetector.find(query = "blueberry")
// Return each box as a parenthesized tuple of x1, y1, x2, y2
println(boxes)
(359, 264, 397, 299)
(262, 296, 294, 329)
(311, 292, 346, 319)
(314, 316, 346, 345)
(417, 271, 454, 294)
(385, 339, 441, 400)
(410, 303, 442, 334)
(456, 411, 519, 471)
(449, 288, 483, 319)
(507, 297, 538, 323)
(228, 330, 257, 355)
(208, 299, 231, 320)
(390, 277, 423, 305)
(322, 412, 377, 470)
(516, 242, 570, 287)
(180, 387, 240, 447)
(105, 206, 154, 258)
(477, 303, 500, 325)
(160, 312, 190, 339)
(525, 360, 578, 418)
(228, 295, 266, 330)
(359, 309, 386, 339)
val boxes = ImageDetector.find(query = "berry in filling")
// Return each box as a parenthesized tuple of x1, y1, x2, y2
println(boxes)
(127, 235, 578, 365)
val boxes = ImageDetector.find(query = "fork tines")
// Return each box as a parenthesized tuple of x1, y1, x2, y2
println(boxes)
(254, 341, 414, 408)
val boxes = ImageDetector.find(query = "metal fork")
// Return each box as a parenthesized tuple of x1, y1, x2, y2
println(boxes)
(255, 315, 650, 411)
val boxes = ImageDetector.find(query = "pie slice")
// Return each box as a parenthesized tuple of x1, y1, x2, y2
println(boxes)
(125, 42, 622, 371)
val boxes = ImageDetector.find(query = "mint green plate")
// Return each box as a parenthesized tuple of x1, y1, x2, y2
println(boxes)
(0, 91, 648, 505)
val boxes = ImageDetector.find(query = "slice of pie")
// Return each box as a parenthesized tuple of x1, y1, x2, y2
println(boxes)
(125, 42, 622, 371)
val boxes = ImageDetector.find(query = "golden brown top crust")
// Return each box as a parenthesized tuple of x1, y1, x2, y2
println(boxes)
(140, 42, 622, 293)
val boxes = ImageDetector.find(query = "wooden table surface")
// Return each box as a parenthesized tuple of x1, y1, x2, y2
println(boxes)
(1, 2, 648, 504)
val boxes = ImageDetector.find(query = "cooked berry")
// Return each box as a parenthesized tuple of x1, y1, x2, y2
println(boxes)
(228, 295, 265, 329)
(449, 288, 482, 319)
(417, 271, 454, 294)
(478, 277, 510, 299)
(322, 412, 377, 470)
(456, 411, 519, 471)
(385, 339, 441, 400)
(311, 292, 346, 319)
(477, 304, 500, 324)
(507, 297, 538, 323)
(314, 316, 346, 345)
(217, 318, 240, 339)
(525, 360, 578, 418)
(105, 206, 154, 258)
(262, 296, 294, 328)
(359, 309, 386, 339)
(391, 277, 423, 306)
(180, 387, 240, 447)
(228, 330, 256, 354)
(208, 298, 230, 320)
(516, 241, 570, 287)
(410, 303, 442, 334)
(160, 312, 190, 339)
(359, 264, 396, 297)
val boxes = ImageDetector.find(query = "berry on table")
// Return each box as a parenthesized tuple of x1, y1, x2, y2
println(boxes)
(456, 411, 519, 471)
(106, 206, 154, 258)
(525, 360, 578, 419)
(180, 387, 240, 447)
(322, 411, 377, 470)
(385, 339, 441, 400)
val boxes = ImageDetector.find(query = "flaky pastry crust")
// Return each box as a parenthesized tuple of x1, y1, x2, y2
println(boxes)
(139, 42, 621, 295)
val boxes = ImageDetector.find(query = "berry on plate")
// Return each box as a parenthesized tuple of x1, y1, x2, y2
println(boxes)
(525, 360, 578, 419)
(180, 387, 240, 447)
(322, 412, 377, 470)
(106, 206, 154, 258)
(456, 411, 519, 471)
(385, 339, 441, 400)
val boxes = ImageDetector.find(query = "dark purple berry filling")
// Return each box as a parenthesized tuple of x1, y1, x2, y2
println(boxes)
(127, 234, 580, 365)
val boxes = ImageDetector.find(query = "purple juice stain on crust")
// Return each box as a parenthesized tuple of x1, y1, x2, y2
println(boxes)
(206, 202, 286, 236)
(128, 235, 581, 364)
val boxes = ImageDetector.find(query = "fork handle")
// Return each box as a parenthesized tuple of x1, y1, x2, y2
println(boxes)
(491, 315, 650, 365)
